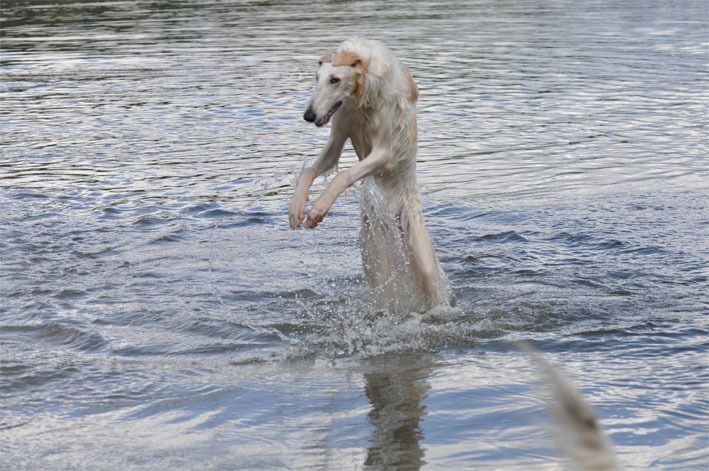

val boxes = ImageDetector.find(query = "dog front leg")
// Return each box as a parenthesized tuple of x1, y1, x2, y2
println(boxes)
(289, 167, 316, 229)
(305, 147, 390, 229)
(289, 131, 346, 229)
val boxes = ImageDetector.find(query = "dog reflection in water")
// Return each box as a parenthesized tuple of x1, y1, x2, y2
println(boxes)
(360, 349, 621, 471)
(289, 38, 449, 312)
(291, 39, 620, 470)
(363, 354, 431, 469)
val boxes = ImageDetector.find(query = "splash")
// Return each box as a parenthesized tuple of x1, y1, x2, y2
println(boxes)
(296, 289, 470, 359)
(358, 178, 451, 314)
(286, 179, 478, 359)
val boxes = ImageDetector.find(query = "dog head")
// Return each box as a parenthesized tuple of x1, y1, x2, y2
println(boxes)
(303, 49, 371, 127)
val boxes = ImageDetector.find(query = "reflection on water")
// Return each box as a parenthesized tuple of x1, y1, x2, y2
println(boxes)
(1, 0, 708, 469)
(364, 354, 432, 469)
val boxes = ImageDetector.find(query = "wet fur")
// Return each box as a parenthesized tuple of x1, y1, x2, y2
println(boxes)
(289, 38, 448, 308)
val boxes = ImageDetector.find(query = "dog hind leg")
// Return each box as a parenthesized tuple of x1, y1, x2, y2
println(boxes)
(403, 205, 442, 303)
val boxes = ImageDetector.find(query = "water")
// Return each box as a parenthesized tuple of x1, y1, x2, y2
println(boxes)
(1, 0, 707, 469)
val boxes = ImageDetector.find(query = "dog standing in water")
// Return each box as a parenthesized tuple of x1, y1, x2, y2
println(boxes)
(289, 38, 448, 311)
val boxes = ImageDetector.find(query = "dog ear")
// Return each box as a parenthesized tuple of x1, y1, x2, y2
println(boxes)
(318, 52, 334, 66)
(353, 71, 366, 101)
(332, 49, 385, 107)
(332, 51, 369, 103)
(359, 57, 387, 108)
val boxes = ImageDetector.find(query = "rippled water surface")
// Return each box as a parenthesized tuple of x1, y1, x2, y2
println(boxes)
(1, 1, 708, 469)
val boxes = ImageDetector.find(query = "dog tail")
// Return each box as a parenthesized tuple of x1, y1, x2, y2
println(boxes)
(519, 342, 622, 471)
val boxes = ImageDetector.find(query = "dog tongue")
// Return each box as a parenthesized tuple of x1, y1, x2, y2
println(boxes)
(316, 104, 337, 126)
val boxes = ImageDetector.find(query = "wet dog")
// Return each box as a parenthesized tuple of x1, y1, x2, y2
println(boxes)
(289, 38, 448, 310)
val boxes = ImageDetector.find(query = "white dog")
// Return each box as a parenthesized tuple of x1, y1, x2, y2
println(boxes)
(289, 38, 448, 310)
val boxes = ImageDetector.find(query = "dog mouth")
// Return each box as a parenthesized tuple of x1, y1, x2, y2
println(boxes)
(315, 101, 342, 127)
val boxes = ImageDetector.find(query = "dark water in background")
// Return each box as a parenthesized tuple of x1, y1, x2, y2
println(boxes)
(1, 1, 708, 469)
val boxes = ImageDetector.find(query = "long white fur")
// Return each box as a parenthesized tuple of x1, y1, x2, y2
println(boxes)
(289, 38, 448, 309)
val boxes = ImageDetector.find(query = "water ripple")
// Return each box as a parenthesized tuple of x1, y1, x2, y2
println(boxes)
(1, 0, 707, 469)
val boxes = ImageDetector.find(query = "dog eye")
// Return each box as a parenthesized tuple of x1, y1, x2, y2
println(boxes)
(329, 76, 341, 84)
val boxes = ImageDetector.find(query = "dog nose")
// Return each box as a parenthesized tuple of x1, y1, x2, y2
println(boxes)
(303, 107, 316, 122)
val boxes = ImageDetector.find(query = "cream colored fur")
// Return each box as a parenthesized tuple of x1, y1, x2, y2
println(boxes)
(289, 38, 448, 310)
(521, 343, 622, 470)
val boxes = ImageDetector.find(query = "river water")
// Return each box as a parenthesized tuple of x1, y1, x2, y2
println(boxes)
(1, 1, 707, 469)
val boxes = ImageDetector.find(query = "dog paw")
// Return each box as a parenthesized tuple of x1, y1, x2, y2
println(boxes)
(288, 195, 307, 229)
(305, 199, 330, 228)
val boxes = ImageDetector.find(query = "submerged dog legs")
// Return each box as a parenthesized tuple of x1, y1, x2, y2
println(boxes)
(403, 205, 444, 303)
